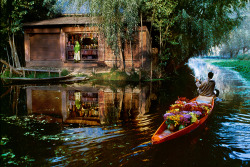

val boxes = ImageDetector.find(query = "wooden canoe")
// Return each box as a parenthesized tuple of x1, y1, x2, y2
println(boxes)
(151, 97, 214, 144)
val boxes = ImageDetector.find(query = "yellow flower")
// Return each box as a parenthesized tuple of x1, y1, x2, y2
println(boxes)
(168, 114, 183, 126)
(174, 108, 179, 112)
(189, 112, 197, 123)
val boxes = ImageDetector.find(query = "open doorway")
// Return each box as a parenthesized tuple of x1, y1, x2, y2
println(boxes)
(66, 33, 98, 61)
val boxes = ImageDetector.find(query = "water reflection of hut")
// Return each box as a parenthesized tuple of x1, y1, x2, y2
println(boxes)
(26, 84, 152, 125)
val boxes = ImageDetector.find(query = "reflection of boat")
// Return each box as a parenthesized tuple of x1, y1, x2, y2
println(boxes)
(151, 96, 214, 144)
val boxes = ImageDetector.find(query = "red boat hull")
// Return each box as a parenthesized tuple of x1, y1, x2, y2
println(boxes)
(151, 97, 214, 144)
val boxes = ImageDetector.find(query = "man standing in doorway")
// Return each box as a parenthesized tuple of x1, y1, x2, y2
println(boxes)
(74, 41, 81, 63)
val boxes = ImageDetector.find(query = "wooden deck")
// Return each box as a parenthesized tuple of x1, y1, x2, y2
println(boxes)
(15, 67, 62, 77)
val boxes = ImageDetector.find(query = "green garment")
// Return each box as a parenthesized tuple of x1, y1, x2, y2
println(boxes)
(74, 41, 81, 52)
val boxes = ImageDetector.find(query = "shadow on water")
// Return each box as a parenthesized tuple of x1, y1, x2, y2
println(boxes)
(0, 60, 249, 166)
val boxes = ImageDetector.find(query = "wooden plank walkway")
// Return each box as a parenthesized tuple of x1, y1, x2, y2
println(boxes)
(15, 67, 62, 78)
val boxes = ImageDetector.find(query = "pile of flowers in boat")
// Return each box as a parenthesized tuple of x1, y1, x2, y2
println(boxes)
(164, 97, 212, 132)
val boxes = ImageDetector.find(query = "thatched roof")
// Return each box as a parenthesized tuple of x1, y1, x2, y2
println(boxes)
(23, 16, 99, 27)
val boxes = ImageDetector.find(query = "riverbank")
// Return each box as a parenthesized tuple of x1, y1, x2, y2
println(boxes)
(0, 64, 153, 82)
(204, 59, 250, 81)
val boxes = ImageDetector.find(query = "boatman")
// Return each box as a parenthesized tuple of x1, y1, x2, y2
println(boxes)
(196, 72, 216, 98)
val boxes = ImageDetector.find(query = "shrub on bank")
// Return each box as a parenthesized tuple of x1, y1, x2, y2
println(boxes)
(237, 54, 250, 60)
(90, 69, 141, 81)
(61, 69, 69, 76)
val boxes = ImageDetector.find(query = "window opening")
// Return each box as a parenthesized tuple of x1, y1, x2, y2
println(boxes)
(66, 33, 98, 61)
(68, 91, 99, 118)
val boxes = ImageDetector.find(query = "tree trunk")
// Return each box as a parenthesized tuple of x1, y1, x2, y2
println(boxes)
(140, 12, 143, 68)
(234, 50, 239, 58)
(230, 51, 233, 58)
(130, 40, 134, 69)
(119, 47, 125, 71)
(151, 60, 153, 80)
(160, 26, 162, 55)
(9, 34, 21, 68)
(243, 47, 248, 54)
(118, 33, 125, 71)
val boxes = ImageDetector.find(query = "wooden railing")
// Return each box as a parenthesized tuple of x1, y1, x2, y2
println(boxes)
(15, 68, 62, 78)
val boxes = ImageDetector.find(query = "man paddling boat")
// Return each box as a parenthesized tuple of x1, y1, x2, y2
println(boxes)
(195, 72, 216, 97)
(193, 72, 216, 104)
(151, 72, 217, 144)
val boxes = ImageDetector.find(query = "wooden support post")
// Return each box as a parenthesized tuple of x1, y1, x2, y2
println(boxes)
(139, 69, 141, 81)
(23, 68, 25, 78)
(151, 61, 152, 80)
(34, 71, 36, 78)
(10, 68, 12, 77)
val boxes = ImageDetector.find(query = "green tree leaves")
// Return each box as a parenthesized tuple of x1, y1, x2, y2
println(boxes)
(45, 0, 141, 69)
(1, 0, 34, 34)
(153, 0, 248, 72)
(0, 0, 58, 66)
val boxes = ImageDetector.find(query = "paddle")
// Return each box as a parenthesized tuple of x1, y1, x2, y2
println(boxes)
(190, 74, 200, 82)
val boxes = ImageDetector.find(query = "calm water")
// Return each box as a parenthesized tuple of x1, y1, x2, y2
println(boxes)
(0, 58, 249, 167)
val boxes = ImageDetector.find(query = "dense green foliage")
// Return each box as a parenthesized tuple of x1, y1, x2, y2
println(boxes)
(0, 0, 59, 66)
(90, 0, 141, 69)
(219, 15, 250, 58)
(147, 0, 248, 73)
(1, 0, 249, 76)
(44, 0, 248, 74)
(0, 0, 34, 67)
(44, 0, 141, 70)
(237, 54, 250, 60)
(90, 70, 140, 81)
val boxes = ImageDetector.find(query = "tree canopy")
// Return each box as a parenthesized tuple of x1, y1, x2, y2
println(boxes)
(146, 0, 248, 72)
(0, 0, 59, 67)
(44, 0, 142, 70)
(219, 6, 250, 58)
(1, 0, 248, 74)
(45, 0, 248, 73)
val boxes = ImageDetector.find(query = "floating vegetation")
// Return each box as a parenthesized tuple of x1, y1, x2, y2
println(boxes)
(0, 115, 64, 142)
(0, 137, 9, 146)
(39, 135, 61, 141)
(1, 149, 35, 166)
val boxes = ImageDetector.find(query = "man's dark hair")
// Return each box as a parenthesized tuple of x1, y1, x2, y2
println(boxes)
(208, 72, 214, 79)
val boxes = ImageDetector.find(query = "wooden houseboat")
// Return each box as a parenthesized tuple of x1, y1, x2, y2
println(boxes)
(23, 16, 153, 70)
